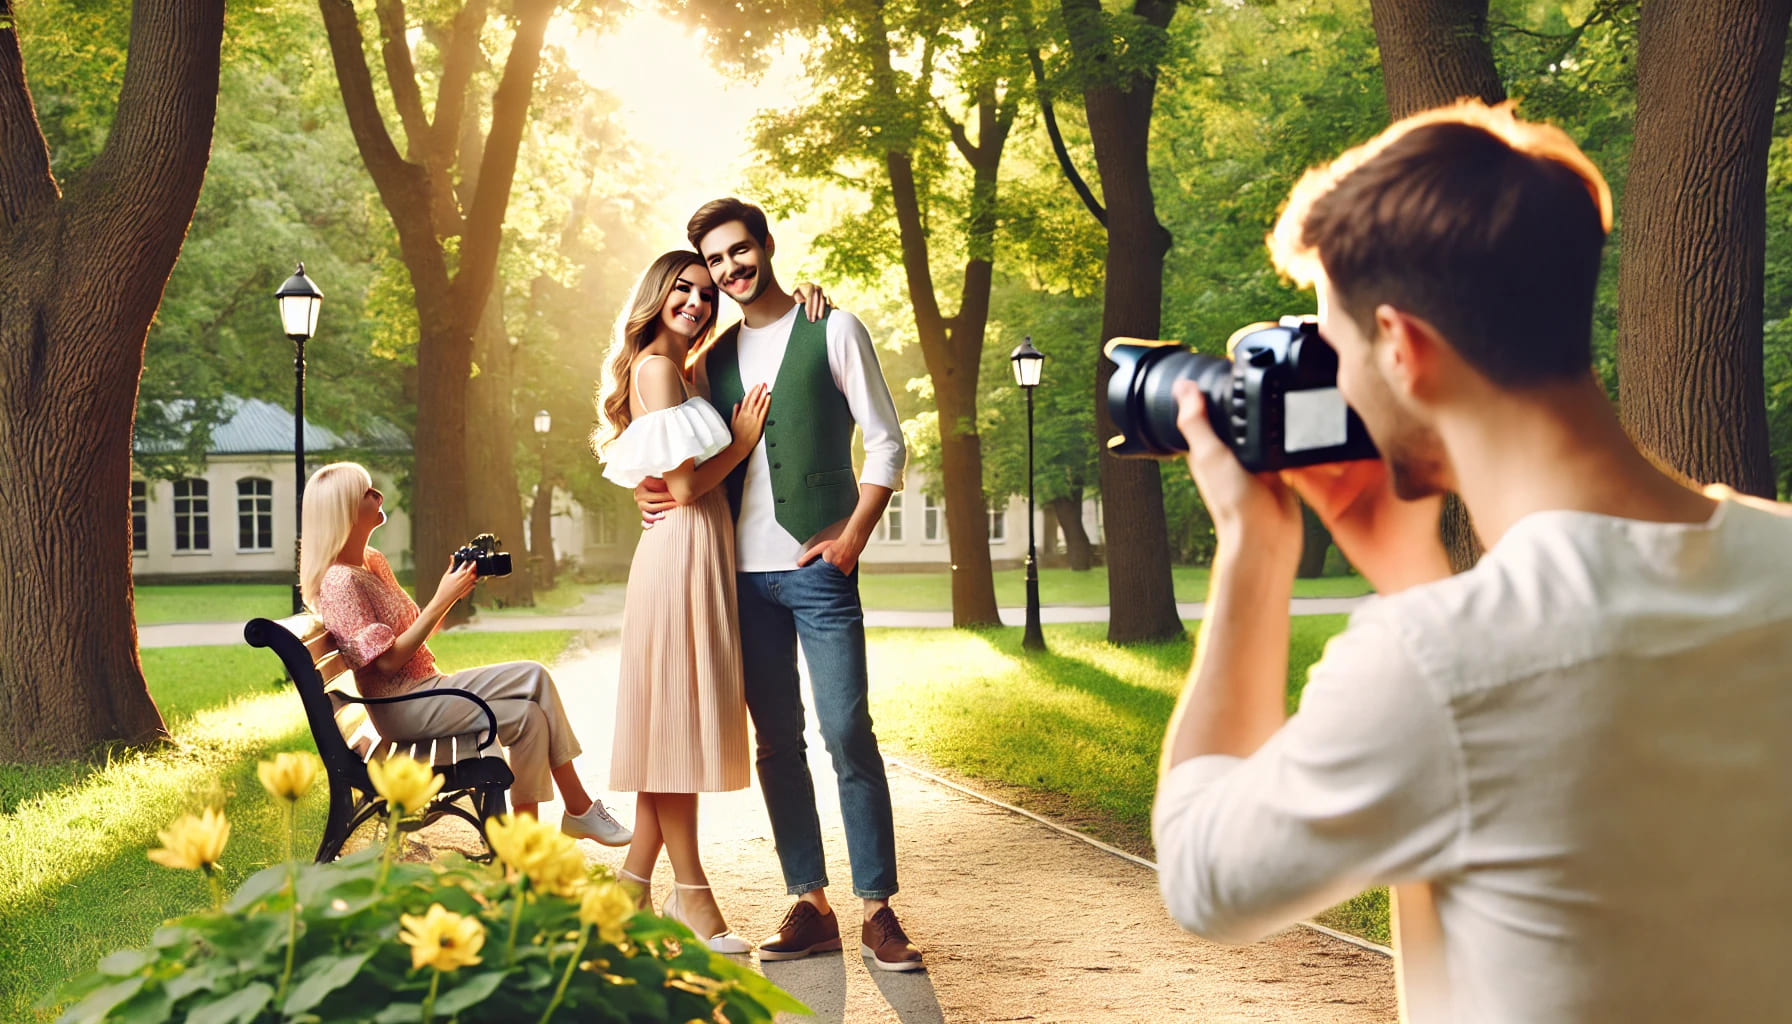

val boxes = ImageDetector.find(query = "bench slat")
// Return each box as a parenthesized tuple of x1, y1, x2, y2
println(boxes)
(315, 651, 351, 685)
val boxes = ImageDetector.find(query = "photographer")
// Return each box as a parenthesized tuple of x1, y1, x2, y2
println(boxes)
(1153, 101, 1792, 1022)
(300, 461, 632, 843)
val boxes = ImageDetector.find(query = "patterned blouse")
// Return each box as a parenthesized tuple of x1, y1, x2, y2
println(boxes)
(316, 548, 437, 698)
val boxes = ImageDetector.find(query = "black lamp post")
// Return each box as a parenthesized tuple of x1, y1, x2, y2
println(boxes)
(1010, 336, 1046, 652)
(532, 409, 553, 590)
(276, 263, 323, 614)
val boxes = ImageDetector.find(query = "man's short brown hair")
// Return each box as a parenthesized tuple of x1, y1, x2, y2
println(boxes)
(687, 197, 770, 251)
(1270, 100, 1612, 388)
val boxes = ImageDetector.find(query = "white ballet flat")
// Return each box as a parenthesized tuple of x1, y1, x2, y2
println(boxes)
(663, 881, 752, 954)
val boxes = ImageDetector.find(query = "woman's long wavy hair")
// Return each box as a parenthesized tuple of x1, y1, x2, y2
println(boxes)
(299, 462, 372, 610)
(592, 250, 717, 456)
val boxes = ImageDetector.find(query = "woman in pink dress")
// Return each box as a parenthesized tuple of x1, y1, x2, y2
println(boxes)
(300, 461, 630, 843)
(593, 251, 827, 953)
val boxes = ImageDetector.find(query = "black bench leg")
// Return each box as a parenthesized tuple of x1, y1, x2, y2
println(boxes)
(316, 786, 359, 863)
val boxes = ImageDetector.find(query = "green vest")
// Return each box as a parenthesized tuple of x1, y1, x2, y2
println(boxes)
(707, 309, 858, 542)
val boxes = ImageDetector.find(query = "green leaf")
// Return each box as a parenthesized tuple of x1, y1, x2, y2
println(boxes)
(54, 976, 146, 1024)
(162, 969, 215, 1003)
(372, 1004, 423, 1023)
(96, 949, 154, 976)
(185, 983, 273, 1024)
(110, 986, 173, 1024)
(226, 863, 294, 912)
(282, 950, 375, 1016)
(431, 970, 506, 1016)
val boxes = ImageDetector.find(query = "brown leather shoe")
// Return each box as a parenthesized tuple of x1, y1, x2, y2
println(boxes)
(756, 900, 842, 961)
(861, 906, 924, 971)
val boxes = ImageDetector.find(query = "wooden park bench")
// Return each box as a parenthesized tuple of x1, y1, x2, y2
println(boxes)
(243, 613, 513, 862)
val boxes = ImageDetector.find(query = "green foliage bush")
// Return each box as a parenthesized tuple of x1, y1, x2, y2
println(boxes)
(45, 757, 802, 1024)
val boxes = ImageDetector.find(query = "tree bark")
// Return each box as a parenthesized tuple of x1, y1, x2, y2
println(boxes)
(1369, 0, 1502, 572)
(1616, 0, 1788, 497)
(1297, 502, 1332, 578)
(530, 479, 555, 591)
(0, 0, 224, 761)
(1040, 503, 1064, 567)
(1051, 493, 1095, 571)
(869, 3, 1011, 627)
(465, 285, 532, 606)
(1061, 0, 1184, 642)
(1370, 0, 1506, 119)
(319, 0, 554, 606)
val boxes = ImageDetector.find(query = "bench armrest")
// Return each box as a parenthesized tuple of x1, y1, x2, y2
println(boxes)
(336, 688, 501, 752)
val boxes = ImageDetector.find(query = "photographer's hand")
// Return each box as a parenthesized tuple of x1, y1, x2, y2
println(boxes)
(1174, 380, 1302, 565)
(1281, 461, 1451, 594)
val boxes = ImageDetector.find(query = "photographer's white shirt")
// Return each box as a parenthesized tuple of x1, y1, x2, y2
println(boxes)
(729, 305, 905, 571)
(1154, 487, 1792, 1023)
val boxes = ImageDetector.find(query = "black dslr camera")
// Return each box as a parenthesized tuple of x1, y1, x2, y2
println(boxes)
(451, 533, 512, 578)
(1104, 316, 1378, 471)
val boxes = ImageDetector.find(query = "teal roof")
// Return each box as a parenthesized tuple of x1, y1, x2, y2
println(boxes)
(134, 396, 409, 455)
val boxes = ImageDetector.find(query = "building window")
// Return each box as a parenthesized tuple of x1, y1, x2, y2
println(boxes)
(923, 494, 942, 542)
(173, 478, 210, 552)
(878, 493, 904, 542)
(988, 505, 1007, 543)
(593, 506, 618, 546)
(131, 480, 147, 554)
(237, 478, 274, 551)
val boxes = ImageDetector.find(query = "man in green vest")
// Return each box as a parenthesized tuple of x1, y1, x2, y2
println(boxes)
(637, 198, 921, 971)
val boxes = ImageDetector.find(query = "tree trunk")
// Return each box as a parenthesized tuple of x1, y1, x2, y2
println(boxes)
(1062, 0, 1184, 642)
(530, 479, 555, 591)
(0, 0, 224, 761)
(1616, 0, 1788, 497)
(1369, 0, 1505, 120)
(1051, 494, 1095, 571)
(1040, 502, 1064, 567)
(867, 6, 1011, 627)
(1369, 0, 1502, 572)
(319, 0, 555, 613)
(465, 285, 532, 606)
(1297, 501, 1332, 578)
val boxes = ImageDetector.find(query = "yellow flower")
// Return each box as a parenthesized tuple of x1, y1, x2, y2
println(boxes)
(257, 752, 319, 802)
(147, 808, 230, 873)
(367, 754, 443, 815)
(486, 813, 585, 894)
(399, 903, 485, 972)
(578, 881, 636, 946)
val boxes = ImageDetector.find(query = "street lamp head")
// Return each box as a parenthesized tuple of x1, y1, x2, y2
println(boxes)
(1010, 335, 1044, 389)
(534, 409, 552, 435)
(275, 262, 323, 341)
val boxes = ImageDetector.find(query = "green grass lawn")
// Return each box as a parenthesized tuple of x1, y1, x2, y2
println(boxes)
(0, 630, 578, 1023)
(131, 582, 294, 624)
(865, 619, 1389, 944)
(857, 564, 1371, 611)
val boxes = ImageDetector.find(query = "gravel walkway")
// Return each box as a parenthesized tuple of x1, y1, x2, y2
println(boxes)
(418, 639, 1395, 1023)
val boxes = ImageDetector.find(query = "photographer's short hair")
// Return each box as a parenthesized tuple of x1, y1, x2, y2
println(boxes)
(1269, 100, 1612, 387)
(686, 197, 770, 251)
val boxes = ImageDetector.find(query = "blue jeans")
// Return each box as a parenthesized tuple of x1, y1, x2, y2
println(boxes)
(738, 560, 898, 900)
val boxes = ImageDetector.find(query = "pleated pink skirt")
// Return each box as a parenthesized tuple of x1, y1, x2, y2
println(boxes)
(609, 487, 750, 792)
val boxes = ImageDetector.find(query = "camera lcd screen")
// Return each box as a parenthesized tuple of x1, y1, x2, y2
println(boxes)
(1283, 387, 1349, 453)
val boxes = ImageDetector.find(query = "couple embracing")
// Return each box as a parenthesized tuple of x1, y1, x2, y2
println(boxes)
(594, 198, 923, 970)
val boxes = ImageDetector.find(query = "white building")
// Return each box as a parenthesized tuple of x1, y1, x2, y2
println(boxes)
(571, 470, 1101, 573)
(131, 397, 411, 582)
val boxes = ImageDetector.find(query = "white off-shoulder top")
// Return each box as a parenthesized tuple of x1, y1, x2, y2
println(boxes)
(601, 397, 732, 488)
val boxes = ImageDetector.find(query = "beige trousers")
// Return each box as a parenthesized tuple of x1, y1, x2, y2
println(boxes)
(367, 660, 582, 804)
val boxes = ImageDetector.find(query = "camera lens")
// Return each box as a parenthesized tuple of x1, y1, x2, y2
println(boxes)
(1105, 343, 1234, 457)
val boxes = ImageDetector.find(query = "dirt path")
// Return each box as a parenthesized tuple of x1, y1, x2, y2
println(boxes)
(424, 640, 1397, 1023)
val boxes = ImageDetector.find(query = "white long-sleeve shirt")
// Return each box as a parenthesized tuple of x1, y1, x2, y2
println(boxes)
(731, 305, 905, 571)
(1154, 488, 1792, 1023)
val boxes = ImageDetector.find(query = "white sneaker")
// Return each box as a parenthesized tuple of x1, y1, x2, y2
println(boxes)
(664, 882, 752, 954)
(560, 800, 632, 847)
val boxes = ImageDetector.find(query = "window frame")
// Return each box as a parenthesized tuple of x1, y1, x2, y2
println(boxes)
(173, 478, 211, 554)
(236, 477, 275, 553)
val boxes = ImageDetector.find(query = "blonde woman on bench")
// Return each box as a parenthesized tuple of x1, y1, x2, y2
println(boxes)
(298, 461, 631, 845)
